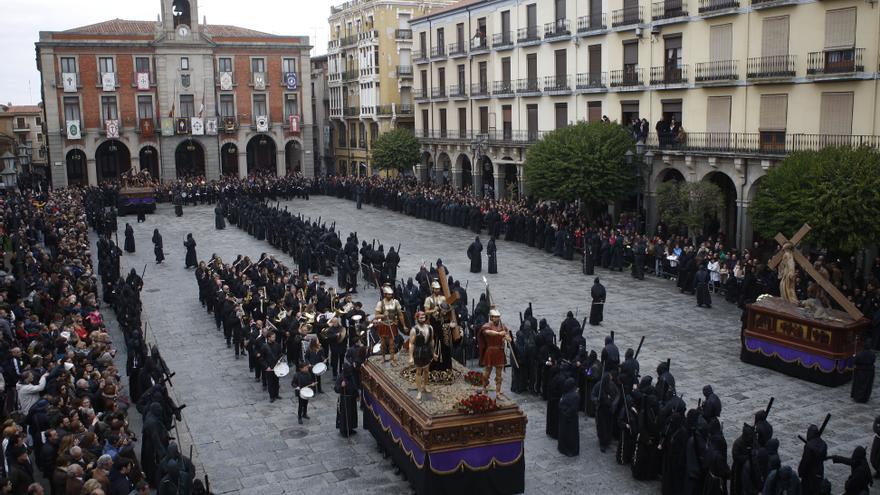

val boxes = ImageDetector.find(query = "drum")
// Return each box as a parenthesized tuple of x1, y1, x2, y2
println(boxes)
(299, 387, 315, 399)
(312, 362, 328, 376)
(351, 314, 362, 322)
(372, 342, 382, 354)
(376, 322, 395, 339)
(273, 361, 290, 377)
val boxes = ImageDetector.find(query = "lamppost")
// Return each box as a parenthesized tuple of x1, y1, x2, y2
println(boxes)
(16, 143, 32, 191)
(625, 149, 654, 234)
(470, 134, 488, 198)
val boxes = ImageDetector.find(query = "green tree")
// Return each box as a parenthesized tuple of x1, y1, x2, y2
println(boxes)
(371, 128, 420, 173)
(750, 146, 880, 253)
(656, 180, 724, 238)
(523, 122, 636, 208)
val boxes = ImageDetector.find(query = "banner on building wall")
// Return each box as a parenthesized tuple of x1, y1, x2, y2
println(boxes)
(190, 117, 204, 135)
(288, 114, 300, 133)
(219, 72, 233, 91)
(105, 119, 120, 138)
(66, 120, 81, 140)
(140, 119, 155, 137)
(222, 116, 236, 133)
(253, 72, 266, 90)
(205, 118, 218, 135)
(161, 118, 175, 136)
(136, 72, 151, 90)
(61, 73, 77, 93)
(101, 72, 116, 92)
(176, 117, 190, 135)
(256, 115, 269, 132)
(285, 72, 298, 90)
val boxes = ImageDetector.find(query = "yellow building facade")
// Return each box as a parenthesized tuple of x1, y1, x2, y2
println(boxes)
(327, 0, 456, 176)
(411, 0, 880, 248)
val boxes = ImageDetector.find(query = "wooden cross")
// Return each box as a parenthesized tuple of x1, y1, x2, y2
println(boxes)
(768, 224, 863, 320)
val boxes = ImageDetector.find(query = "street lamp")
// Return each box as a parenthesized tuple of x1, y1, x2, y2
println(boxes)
(469, 134, 488, 198)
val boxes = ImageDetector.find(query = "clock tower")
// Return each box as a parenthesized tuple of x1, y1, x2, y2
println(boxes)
(161, 0, 200, 40)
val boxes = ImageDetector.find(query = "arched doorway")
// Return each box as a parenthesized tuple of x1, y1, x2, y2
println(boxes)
(220, 143, 239, 177)
(458, 154, 472, 191)
(420, 151, 433, 181)
(338, 160, 347, 177)
(174, 139, 205, 178)
(360, 162, 368, 176)
(480, 156, 494, 198)
(657, 167, 686, 185)
(66, 149, 87, 186)
(247, 134, 277, 176)
(95, 140, 131, 182)
(503, 162, 518, 199)
(703, 171, 738, 244)
(435, 153, 451, 185)
(285, 140, 302, 175)
(139, 146, 159, 180)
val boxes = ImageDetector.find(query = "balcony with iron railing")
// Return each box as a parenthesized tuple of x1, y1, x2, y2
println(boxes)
(610, 68, 645, 88)
(414, 88, 430, 101)
(328, 39, 341, 52)
(652, 0, 688, 21)
(493, 80, 515, 96)
(470, 82, 490, 97)
(492, 32, 515, 50)
(694, 60, 738, 82)
(544, 75, 572, 93)
(344, 107, 359, 117)
(12, 122, 30, 132)
(342, 70, 359, 81)
(612, 6, 644, 27)
(376, 105, 394, 116)
(471, 36, 490, 53)
(515, 78, 542, 95)
(448, 84, 468, 98)
(697, 0, 739, 13)
(398, 104, 413, 115)
(340, 34, 359, 47)
(751, 0, 797, 9)
(807, 48, 864, 76)
(485, 129, 548, 144)
(577, 14, 608, 33)
(650, 65, 689, 85)
(431, 86, 448, 100)
(517, 26, 542, 45)
(747, 55, 796, 79)
(643, 131, 880, 155)
(448, 41, 467, 58)
(430, 45, 446, 59)
(544, 19, 572, 40)
(414, 49, 430, 64)
(360, 66, 377, 78)
(397, 65, 413, 78)
(358, 30, 379, 43)
(395, 29, 413, 40)
(360, 105, 375, 116)
(576, 72, 607, 90)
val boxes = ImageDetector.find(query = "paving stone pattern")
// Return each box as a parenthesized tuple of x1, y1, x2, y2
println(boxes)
(114, 197, 878, 494)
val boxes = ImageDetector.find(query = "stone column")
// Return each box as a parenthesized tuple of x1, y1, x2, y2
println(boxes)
(472, 162, 483, 199)
(737, 199, 752, 251)
(415, 164, 428, 182)
(517, 164, 525, 198)
(493, 162, 505, 200)
(276, 144, 285, 177)
(238, 149, 247, 179)
(451, 160, 463, 190)
(87, 158, 97, 186)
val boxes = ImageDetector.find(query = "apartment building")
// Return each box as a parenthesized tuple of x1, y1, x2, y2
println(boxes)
(327, 0, 455, 176)
(412, 0, 880, 248)
(37, 0, 313, 187)
(311, 55, 333, 176)
(0, 103, 49, 179)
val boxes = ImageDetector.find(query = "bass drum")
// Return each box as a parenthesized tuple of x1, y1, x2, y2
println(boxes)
(273, 361, 290, 377)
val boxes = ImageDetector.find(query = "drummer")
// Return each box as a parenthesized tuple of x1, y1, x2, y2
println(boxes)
(291, 362, 313, 425)
(374, 285, 407, 366)
(304, 338, 327, 393)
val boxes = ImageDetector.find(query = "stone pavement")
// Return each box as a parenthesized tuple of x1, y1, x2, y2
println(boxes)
(113, 197, 878, 494)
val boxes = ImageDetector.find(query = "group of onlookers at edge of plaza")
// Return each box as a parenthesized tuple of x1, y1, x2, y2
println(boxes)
(0, 184, 213, 494)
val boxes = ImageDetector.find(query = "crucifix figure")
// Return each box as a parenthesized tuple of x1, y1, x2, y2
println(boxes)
(768, 224, 864, 320)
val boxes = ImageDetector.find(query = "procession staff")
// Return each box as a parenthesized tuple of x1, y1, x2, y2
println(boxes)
(374, 285, 406, 365)
(408, 312, 434, 400)
(479, 308, 512, 396)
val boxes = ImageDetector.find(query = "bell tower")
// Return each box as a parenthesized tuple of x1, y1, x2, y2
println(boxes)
(161, 0, 200, 37)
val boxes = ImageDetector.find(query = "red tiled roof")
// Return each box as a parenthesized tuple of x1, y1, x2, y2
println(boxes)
(413, 0, 487, 22)
(1, 105, 42, 114)
(62, 18, 277, 38)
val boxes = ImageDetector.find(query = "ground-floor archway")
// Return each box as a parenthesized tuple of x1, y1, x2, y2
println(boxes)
(285, 140, 302, 175)
(703, 171, 738, 244)
(66, 149, 87, 186)
(95, 140, 131, 182)
(220, 143, 239, 177)
(480, 156, 494, 198)
(457, 154, 472, 191)
(338, 160, 347, 176)
(247, 134, 277, 176)
(435, 152, 451, 185)
(139, 146, 160, 179)
(175, 140, 206, 179)
(503, 162, 518, 199)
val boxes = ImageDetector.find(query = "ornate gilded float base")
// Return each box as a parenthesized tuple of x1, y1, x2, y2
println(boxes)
(361, 355, 527, 495)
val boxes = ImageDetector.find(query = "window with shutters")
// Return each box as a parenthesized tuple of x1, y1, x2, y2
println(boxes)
(555, 103, 568, 129)
(704, 24, 734, 80)
(252, 94, 267, 119)
(479, 106, 489, 134)
(759, 94, 787, 151)
(459, 108, 468, 138)
(285, 94, 299, 119)
(588, 45, 602, 86)
(822, 8, 858, 73)
(60, 57, 77, 74)
(219, 94, 235, 117)
(98, 57, 115, 75)
(819, 92, 853, 140)
(63, 97, 80, 122)
(421, 109, 429, 133)
(706, 96, 731, 148)
(623, 41, 639, 85)
(100, 95, 118, 124)
(588, 101, 602, 122)
(527, 104, 538, 140)
(621, 101, 639, 126)
(503, 105, 512, 139)
(439, 109, 447, 137)
(137, 95, 154, 122)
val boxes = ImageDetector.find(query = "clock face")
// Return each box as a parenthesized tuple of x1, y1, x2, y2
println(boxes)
(177, 25, 190, 38)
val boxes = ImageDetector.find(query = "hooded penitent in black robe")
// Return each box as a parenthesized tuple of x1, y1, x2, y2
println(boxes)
(152, 230, 164, 263)
(124, 223, 135, 253)
(467, 237, 483, 273)
(557, 378, 580, 456)
(545, 368, 567, 439)
(487, 237, 498, 274)
(184, 234, 197, 268)
(215, 205, 226, 230)
(590, 278, 606, 325)
(850, 348, 875, 403)
(696, 265, 712, 308)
